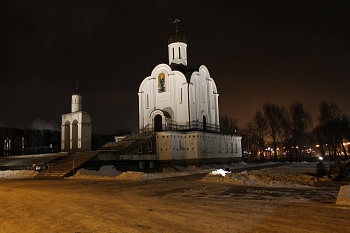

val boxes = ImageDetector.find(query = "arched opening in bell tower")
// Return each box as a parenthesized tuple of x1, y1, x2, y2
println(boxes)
(64, 121, 70, 151)
(72, 120, 78, 151)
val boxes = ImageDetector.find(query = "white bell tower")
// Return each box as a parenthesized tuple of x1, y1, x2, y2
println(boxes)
(71, 80, 82, 112)
(61, 80, 91, 152)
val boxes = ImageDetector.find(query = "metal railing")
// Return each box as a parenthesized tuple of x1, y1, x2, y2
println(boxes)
(140, 121, 221, 133)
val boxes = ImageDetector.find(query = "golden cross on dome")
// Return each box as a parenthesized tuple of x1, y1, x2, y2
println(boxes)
(173, 18, 180, 34)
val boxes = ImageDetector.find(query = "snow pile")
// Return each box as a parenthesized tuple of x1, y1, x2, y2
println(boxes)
(73, 165, 122, 179)
(0, 170, 38, 179)
(336, 185, 350, 205)
(78, 165, 121, 177)
(201, 164, 339, 188)
(72, 166, 153, 180)
(115, 171, 152, 180)
(210, 169, 231, 177)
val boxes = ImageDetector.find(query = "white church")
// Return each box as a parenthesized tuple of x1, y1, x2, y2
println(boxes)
(138, 21, 219, 133)
(138, 20, 242, 163)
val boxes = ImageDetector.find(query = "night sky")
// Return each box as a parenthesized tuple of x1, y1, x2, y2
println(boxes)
(1, 0, 349, 134)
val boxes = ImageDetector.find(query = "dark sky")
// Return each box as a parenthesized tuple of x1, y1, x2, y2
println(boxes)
(1, 0, 349, 134)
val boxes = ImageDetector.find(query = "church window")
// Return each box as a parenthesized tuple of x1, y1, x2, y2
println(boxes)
(172, 48, 174, 59)
(179, 139, 182, 149)
(149, 140, 153, 153)
(235, 143, 238, 154)
(179, 47, 181, 59)
(202, 83, 205, 103)
(146, 94, 149, 109)
(139, 145, 143, 154)
(180, 88, 183, 103)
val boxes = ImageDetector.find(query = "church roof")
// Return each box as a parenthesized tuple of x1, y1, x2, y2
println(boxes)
(168, 34, 187, 44)
(72, 88, 81, 96)
(170, 63, 199, 81)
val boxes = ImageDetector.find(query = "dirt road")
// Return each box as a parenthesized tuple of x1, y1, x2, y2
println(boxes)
(0, 175, 349, 233)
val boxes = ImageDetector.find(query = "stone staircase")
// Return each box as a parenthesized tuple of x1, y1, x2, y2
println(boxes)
(35, 150, 100, 179)
(101, 132, 155, 153)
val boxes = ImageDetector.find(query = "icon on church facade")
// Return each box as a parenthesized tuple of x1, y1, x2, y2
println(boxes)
(158, 73, 166, 92)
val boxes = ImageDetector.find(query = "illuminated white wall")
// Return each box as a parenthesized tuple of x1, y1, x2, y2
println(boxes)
(138, 39, 220, 132)
(156, 131, 242, 161)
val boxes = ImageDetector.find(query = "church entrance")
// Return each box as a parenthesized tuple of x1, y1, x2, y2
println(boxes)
(154, 115, 162, 132)
(203, 115, 207, 132)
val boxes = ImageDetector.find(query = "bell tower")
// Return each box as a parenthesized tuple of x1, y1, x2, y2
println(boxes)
(168, 19, 187, 66)
(71, 79, 82, 113)
(61, 80, 91, 152)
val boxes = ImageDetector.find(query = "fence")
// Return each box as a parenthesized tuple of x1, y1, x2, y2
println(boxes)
(140, 121, 222, 134)
(1, 145, 59, 156)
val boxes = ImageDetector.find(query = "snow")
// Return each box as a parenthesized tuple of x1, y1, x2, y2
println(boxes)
(202, 162, 340, 188)
(0, 170, 38, 179)
(210, 168, 231, 176)
(336, 185, 350, 205)
(0, 161, 344, 190)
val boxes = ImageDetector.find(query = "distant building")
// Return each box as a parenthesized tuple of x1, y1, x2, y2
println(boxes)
(61, 83, 91, 152)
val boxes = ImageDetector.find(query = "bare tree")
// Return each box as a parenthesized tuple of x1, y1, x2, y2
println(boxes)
(316, 101, 347, 160)
(220, 115, 239, 135)
(263, 103, 287, 161)
(287, 102, 312, 161)
(241, 122, 260, 162)
(253, 110, 266, 161)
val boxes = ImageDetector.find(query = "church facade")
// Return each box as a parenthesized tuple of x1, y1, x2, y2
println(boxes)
(137, 21, 242, 163)
(61, 85, 91, 152)
(138, 28, 220, 133)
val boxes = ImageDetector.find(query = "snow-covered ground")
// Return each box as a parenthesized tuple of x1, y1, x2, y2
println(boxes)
(0, 161, 341, 189)
(0, 170, 38, 179)
(203, 162, 339, 188)
(69, 161, 262, 180)
(1, 161, 349, 232)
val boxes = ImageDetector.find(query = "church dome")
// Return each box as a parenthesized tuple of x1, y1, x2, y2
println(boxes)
(168, 34, 187, 44)
(72, 88, 81, 96)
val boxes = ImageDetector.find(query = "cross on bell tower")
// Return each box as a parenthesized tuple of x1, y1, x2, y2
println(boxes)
(173, 18, 180, 34)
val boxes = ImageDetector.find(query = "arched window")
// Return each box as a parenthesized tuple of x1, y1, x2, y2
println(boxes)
(149, 140, 153, 153)
(139, 145, 143, 154)
(146, 94, 149, 109)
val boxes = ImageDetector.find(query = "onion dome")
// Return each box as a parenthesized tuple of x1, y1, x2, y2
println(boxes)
(72, 88, 81, 96)
(168, 34, 187, 44)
